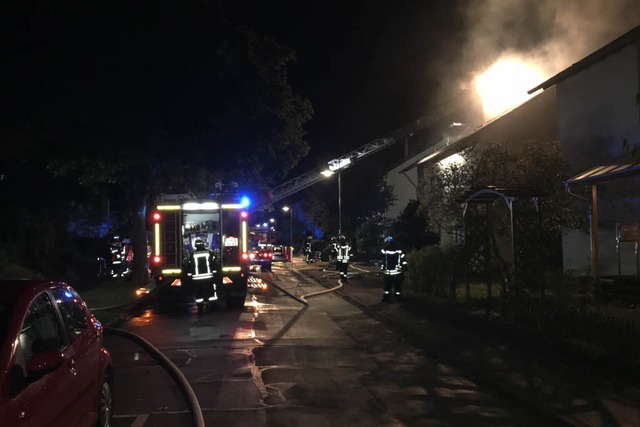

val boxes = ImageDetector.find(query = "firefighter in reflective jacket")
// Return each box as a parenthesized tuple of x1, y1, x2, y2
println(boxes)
(304, 235, 314, 263)
(185, 238, 218, 305)
(335, 235, 351, 281)
(380, 236, 407, 302)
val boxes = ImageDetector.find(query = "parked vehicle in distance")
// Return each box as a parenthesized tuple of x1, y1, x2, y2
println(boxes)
(250, 245, 273, 272)
(0, 280, 113, 427)
(272, 245, 287, 262)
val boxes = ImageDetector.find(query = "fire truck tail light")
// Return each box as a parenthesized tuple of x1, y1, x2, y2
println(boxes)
(152, 212, 161, 222)
(240, 211, 248, 219)
(153, 256, 162, 264)
(242, 253, 249, 260)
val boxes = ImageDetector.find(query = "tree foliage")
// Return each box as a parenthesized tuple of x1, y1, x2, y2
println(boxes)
(420, 140, 585, 286)
(2, 0, 313, 279)
(390, 199, 439, 251)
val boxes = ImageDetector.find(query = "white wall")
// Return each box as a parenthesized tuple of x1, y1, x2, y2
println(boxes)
(557, 42, 640, 275)
(385, 165, 418, 219)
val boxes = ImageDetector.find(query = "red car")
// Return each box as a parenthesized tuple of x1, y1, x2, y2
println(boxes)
(0, 280, 113, 427)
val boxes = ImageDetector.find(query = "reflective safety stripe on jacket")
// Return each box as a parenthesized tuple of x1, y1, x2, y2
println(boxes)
(192, 251, 215, 280)
(381, 249, 407, 275)
(336, 244, 350, 262)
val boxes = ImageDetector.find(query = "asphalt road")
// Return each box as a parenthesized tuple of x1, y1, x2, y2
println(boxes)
(102, 264, 562, 427)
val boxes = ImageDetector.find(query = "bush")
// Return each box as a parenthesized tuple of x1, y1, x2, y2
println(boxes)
(406, 245, 457, 294)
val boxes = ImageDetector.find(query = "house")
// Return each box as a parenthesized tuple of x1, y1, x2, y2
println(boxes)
(387, 25, 640, 276)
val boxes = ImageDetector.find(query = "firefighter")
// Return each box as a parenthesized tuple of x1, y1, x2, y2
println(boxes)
(329, 236, 338, 264)
(109, 235, 124, 278)
(121, 237, 133, 278)
(380, 236, 407, 302)
(335, 235, 351, 281)
(304, 235, 313, 263)
(185, 238, 217, 308)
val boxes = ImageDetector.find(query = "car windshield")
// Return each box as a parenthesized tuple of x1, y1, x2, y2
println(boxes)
(0, 303, 12, 345)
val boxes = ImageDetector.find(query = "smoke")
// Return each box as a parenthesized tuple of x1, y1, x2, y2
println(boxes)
(457, 0, 640, 88)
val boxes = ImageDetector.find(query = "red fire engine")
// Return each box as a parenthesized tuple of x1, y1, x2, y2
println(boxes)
(149, 191, 251, 309)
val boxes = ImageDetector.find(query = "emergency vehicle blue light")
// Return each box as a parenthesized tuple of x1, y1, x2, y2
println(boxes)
(241, 196, 250, 207)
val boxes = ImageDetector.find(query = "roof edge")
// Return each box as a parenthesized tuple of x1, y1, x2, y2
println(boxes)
(528, 25, 640, 94)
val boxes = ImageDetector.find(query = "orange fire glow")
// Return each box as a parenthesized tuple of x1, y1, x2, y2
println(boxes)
(474, 55, 546, 120)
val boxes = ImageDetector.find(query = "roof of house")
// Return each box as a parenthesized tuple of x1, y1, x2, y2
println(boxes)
(528, 25, 640, 94)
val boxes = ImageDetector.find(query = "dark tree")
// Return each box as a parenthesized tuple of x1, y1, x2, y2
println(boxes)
(391, 199, 439, 251)
(3, 0, 312, 280)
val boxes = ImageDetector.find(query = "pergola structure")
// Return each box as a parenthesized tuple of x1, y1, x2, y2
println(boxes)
(460, 186, 545, 296)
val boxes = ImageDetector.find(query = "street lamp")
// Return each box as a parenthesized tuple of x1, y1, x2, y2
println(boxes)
(282, 206, 292, 251)
(322, 159, 350, 236)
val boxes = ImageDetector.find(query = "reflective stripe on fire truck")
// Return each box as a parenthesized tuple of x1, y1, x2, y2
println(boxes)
(242, 220, 247, 253)
(154, 223, 161, 257)
(183, 202, 219, 210)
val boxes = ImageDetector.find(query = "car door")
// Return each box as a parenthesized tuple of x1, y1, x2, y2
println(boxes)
(50, 286, 101, 427)
(5, 291, 79, 427)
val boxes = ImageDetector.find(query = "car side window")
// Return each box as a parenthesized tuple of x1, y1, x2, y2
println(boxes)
(14, 293, 65, 381)
(50, 287, 88, 342)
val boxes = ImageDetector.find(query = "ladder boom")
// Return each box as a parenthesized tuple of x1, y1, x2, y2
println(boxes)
(268, 100, 462, 205)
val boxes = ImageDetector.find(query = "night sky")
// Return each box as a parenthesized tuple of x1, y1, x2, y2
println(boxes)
(225, 0, 640, 179)
(224, 0, 467, 167)
(4, 0, 638, 185)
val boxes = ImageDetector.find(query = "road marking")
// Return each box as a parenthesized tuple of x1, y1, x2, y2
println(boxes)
(131, 414, 149, 427)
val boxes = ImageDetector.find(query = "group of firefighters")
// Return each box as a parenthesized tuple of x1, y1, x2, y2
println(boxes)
(304, 233, 408, 302)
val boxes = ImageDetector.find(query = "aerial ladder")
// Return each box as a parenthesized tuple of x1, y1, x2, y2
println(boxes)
(266, 100, 463, 204)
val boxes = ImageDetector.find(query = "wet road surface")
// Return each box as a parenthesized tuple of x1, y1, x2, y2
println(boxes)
(104, 265, 563, 426)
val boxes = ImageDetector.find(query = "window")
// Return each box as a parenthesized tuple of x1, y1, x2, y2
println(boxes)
(14, 293, 65, 382)
(51, 287, 88, 342)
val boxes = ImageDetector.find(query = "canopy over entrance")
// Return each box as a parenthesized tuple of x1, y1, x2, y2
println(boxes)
(566, 163, 640, 288)
(567, 163, 640, 186)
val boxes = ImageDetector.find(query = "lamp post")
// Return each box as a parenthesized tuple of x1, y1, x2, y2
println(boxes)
(269, 218, 275, 244)
(323, 157, 351, 236)
(338, 171, 342, 236)
(282, 206, 292, 251)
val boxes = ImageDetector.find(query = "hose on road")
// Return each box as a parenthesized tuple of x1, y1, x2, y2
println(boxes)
(104, 327, 205, 427)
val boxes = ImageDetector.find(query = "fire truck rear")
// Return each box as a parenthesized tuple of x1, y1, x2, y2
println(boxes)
(149, 192, 251, 308)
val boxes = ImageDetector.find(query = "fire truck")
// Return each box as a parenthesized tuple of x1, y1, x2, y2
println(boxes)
(149, 191, 251, 309)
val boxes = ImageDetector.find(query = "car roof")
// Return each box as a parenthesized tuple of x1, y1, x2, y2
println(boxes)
(0, 280, 66, 304)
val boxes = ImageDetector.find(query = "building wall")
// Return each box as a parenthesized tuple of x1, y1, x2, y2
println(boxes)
(557, 42, 640, 275)
(386, 167, 418, 219)
(415, 88, 557, 246)
(557, 43, 640, 171)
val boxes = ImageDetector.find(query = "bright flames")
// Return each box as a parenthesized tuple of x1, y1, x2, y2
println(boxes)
(475, 56, 546, 120)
